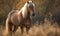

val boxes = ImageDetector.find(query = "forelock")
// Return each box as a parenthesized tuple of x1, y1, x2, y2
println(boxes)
(27, 0, 35, 8)
(29, 0, 33, 3)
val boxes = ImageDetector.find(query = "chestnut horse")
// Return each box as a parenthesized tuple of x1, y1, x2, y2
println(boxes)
(6, 0, 35, 34)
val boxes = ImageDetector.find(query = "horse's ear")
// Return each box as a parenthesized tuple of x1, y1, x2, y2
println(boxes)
(27, 1, 29, 4)
(32, 1, 33, 3)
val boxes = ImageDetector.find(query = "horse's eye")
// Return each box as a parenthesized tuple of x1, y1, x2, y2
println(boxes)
(27, 1, 29, 4)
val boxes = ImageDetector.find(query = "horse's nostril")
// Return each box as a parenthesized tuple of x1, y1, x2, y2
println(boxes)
(32, 13, 35, 16)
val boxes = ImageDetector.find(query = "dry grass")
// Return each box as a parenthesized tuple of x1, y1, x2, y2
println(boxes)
(0, 19, 60, 36)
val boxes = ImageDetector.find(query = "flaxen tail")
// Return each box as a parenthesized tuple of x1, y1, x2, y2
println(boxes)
(5, 17, 9, 34)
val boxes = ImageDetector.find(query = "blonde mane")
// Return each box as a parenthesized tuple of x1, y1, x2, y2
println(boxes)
(18, 2, 28, 18)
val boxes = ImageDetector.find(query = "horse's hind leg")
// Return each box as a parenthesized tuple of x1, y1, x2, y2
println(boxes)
(5, 19, 12, 36)
(12, 25, 18, 36)
(7, 23, 13, 36)
(12, 25, 18, 33)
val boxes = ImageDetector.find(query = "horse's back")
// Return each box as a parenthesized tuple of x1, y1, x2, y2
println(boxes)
(8, 10, 19, 17)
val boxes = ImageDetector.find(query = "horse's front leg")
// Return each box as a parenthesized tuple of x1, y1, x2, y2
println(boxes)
(26, 19, 31, 34)
(26, 25, 30, 34)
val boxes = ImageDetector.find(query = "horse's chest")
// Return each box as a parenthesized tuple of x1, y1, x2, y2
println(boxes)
(22, 11, 30, 18)
(22, 12, 27, 19)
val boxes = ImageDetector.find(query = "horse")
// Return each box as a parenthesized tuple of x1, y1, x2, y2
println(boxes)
(6, 0, 35, 34)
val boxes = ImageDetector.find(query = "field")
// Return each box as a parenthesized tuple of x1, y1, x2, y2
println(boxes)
(0, 19, 60, 36)
(0, 0, 60, 36)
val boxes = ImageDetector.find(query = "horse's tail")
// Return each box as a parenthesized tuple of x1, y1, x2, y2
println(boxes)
(5, 11, 14, 33)
(5, 17, 9, 34)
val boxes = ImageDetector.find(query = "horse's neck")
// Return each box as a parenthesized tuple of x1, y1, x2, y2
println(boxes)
(17, 3, 30, 18)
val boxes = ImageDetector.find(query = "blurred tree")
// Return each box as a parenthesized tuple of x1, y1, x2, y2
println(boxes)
(0, 0, 20, 24)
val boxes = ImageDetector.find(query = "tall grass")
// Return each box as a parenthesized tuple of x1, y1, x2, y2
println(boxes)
(0, 19, 60, 36)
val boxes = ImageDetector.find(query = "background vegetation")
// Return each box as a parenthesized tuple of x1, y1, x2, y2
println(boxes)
(0, 0, 60, 36)
(0, 0, 60, 24)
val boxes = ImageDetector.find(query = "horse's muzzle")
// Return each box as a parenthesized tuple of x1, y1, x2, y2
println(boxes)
(32, 13, 35, 16)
